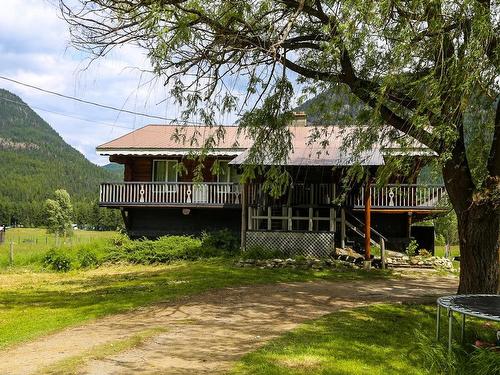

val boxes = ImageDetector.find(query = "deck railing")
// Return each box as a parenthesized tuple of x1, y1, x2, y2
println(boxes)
(100, 182, 241, 206)
(346, 184, 448, 209)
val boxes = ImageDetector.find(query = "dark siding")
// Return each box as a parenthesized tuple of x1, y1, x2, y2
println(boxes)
(125, 207, 241, 238)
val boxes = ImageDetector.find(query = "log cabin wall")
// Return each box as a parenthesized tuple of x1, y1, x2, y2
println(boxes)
(111, 156, 235, 182)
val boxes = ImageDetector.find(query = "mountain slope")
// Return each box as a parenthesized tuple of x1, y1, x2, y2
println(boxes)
(0, 89, 121, 225)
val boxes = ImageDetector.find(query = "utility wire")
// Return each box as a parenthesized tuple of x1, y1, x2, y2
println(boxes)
(0, 75, 205, 125)
(0, 96, 134, 130)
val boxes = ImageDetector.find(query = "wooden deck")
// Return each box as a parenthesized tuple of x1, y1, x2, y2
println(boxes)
(100, 182, 447, 211)
(99, 182, 241, 207)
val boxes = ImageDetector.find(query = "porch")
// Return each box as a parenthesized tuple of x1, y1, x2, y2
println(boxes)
(99, 181, 447, 211)
(99, 182, 241, 207)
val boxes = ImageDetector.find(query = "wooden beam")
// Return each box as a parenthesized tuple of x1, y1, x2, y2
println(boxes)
(364, 182, 371, 261)
(241, 184, 247, 251)
(267, 206, 272, 230)
(308, 207, 313, 231)
(340, 207, 346, 249)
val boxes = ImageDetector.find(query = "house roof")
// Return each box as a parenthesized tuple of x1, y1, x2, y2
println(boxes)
(97, 124, 252, 156)
(97, 124, 431, 166)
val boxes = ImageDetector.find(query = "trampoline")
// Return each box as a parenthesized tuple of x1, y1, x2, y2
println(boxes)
(436, 294, 500, 354)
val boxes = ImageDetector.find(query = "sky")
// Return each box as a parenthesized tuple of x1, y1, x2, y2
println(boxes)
(0, 0, 237, 165)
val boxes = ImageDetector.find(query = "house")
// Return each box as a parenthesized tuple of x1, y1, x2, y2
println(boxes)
(97, 114, 447, 259)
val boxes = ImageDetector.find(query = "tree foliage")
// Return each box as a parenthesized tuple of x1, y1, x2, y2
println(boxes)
(45, 189, 74, 236)
(59, 0, 499, 292)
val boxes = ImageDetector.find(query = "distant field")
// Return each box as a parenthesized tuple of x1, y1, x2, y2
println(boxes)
(0, 228, 117, 269)
(434, 244, 460, 258)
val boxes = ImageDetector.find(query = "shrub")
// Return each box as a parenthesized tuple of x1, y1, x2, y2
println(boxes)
(43, 249, 72, 272)
(406, 239, 418, 258)
(201, 229, 240, 255)
(241, 246, 283, 260)
(103, 235, 205, 264)
(77, 249, 99, 268)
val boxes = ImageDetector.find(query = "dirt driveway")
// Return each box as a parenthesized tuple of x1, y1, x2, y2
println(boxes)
(0, 271, 457, 375)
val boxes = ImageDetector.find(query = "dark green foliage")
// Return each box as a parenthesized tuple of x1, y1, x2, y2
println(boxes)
(201, 229, 240, 255)
(77, 249, 99, 268)
(43, 249, 72, 272)
(240, 246, 283, 260)
(103, 235, 231, 265)
(0, 89, 121, 227)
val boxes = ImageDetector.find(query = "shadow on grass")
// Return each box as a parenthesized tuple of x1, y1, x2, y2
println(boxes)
(0, 260, 390, 312)
(232, 304, 440, 375)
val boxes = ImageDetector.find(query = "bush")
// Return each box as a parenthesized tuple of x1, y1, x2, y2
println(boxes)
(406, 239, 418, 257)
(77, 249, 99, 268)
(241, 246, 283, 260)
(201, 229, 240, 255)
(103, 235, 206, 264)
(43, 249, 72, 272)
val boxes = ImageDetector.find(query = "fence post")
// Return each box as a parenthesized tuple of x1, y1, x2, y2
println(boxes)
(380, 238, 386, 269)
(9, 241, 14, 266)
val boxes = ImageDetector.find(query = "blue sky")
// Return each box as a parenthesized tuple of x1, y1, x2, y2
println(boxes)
(0, 0, 233, 165)
(0, 1, 303, 165)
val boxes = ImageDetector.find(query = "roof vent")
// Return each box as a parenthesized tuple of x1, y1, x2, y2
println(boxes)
(291, 112, 307, 127)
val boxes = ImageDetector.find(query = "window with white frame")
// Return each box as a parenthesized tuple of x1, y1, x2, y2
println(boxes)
(152, 160, 178, 194)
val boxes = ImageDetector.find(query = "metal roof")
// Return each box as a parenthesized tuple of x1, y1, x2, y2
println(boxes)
(97, 124, 429, 166)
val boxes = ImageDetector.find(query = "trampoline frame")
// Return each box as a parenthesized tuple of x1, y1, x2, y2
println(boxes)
(436, 294, 500, 355)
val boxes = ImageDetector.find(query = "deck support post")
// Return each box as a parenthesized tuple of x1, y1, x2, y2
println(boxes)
(380, 238, 386, 269)
(340, 208, 346, 249)
(364, 181, 371, 261)
(308, 207, 313, 231)
(329, 208, 336, 232)
(267, 207, 272, 230)
(241, 184, 248, 251)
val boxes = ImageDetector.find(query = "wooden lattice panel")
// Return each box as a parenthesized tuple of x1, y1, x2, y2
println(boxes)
(245, 230, 335, 258)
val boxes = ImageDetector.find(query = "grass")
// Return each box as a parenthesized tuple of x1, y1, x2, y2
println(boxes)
(0, 259, 390, 349)
(434, 245, 460, 258)
(38, 327, 168, 375)
(0, 228, 116, 269)
(231, 303, 500, 375)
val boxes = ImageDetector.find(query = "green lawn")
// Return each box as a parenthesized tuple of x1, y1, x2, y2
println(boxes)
(434, 245, 460, 258)
(0, 228, 116, 269)
(0, 259, 389, 349)
(231, 304, 500, 375)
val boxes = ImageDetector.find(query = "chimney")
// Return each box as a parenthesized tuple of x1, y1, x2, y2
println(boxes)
(291, 112, 307, 127)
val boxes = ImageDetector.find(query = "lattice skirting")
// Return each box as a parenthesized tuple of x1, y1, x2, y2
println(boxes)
(245, 230, 335, 258)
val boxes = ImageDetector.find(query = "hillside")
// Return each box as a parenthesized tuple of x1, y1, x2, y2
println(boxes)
(294, 85, 368, 125)
(0, 89, 121, 225)
(102, 163, 124, 179)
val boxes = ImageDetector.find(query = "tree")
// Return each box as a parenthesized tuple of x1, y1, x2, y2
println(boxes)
(45, 189, 73, 237)
(434, 210, 459, 258)
(60, 0, 499, 293)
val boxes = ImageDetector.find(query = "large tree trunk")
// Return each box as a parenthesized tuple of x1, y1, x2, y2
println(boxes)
(443, 138, 500, 294)
(456, 191, 500, 294)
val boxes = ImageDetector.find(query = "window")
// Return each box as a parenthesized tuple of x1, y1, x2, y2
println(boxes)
(217, 161, 240, 183)
(153, 160, 178, 182)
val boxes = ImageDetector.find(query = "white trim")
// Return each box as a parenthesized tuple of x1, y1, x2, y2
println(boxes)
(152, 159, 178, 183)
(96, 148, 245, 157)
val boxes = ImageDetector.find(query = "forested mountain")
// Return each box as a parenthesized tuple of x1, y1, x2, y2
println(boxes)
(102, 163, 124, 179)
(294, 85, 368, 125)
(0, 89, 121, 227)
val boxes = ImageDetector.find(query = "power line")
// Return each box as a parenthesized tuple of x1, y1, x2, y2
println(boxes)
(0, 96, 134, 130)
(0, 75, 205, 125)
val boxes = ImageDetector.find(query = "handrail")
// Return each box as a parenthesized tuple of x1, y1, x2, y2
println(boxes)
(99, 182, 241, 206)
(345, 210, 388, 242)
(347, 184, 447, 209)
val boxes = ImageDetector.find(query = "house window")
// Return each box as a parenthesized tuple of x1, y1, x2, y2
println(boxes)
(152, 160, 178, 182)
(217, 161, 240, 183)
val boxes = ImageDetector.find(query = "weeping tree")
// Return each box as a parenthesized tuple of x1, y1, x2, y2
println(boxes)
(59, 0, 499, 293)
